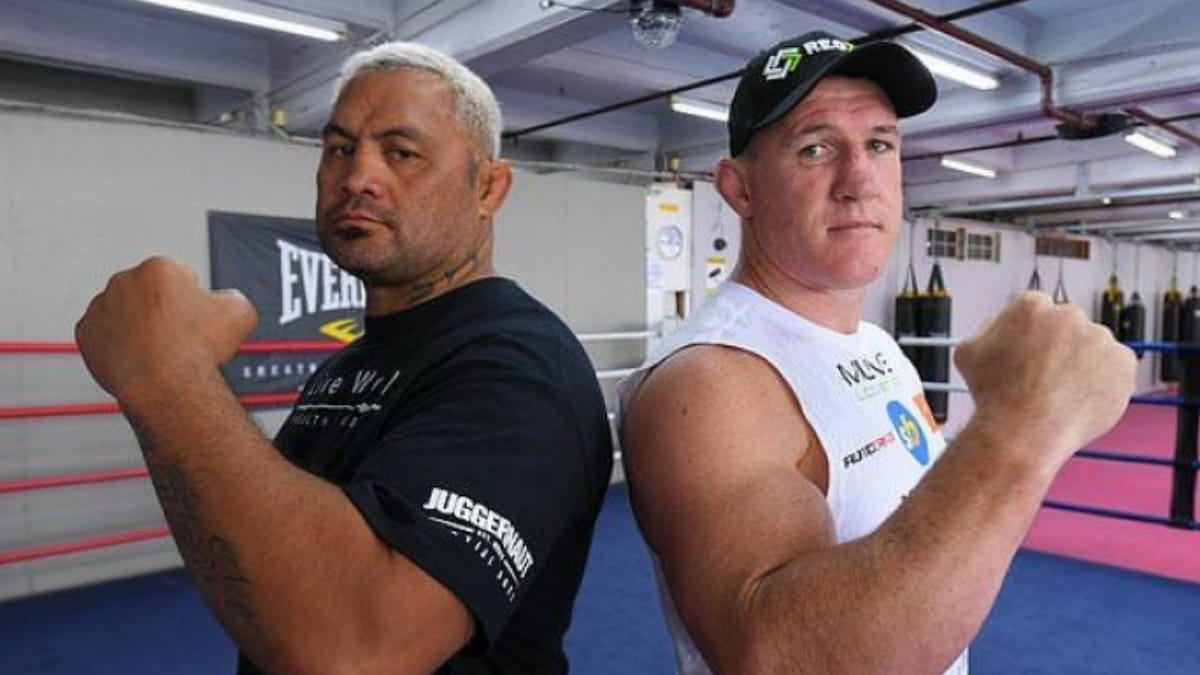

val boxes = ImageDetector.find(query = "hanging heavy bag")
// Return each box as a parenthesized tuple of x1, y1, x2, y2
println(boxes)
(1180, 286, 1200, 345)
(916, 262, 951, 423)
(1118, 291, 1146, 359)
(1100, 273, 1123, 336)
(894, 264, 920, 365)
(1161, 278, 1182, 382)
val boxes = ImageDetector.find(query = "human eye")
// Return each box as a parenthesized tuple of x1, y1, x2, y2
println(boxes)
(798, 143, 829, 160)
(868, 138, 897, 154)
(322, 141, 354, 158)
(384, 145, 419, 161)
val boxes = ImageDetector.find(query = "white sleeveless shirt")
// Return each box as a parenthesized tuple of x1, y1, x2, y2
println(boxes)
(618, 282, 967, 675)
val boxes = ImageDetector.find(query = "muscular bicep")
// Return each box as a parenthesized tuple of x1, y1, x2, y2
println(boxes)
(621, 347, 836, 673)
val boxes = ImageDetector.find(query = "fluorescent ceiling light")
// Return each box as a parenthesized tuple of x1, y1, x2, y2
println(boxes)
(131, 0, 346, 42)
(940, 156, 996, 179)
(669, 96, 729, 123)
(1169, 210, 1187, 220)
(1124, 130, 1176, 158)
(907, 47, 998, 91)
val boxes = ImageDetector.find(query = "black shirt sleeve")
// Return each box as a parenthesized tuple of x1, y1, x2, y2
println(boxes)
(341, 338, 594, 652)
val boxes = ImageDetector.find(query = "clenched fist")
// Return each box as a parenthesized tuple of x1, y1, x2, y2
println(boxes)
(75, 256, 258, 402)
(955, 291, 1136, 472)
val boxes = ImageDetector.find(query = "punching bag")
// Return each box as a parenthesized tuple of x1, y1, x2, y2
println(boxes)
(1100, 273, 1124, 336)
(1118, 291, 1146, 359)
(894, 264, 920, 365)
(916, 262, 951, 423)
(1161, 277, 1182, 382)
(1181, 286, 1200, 346)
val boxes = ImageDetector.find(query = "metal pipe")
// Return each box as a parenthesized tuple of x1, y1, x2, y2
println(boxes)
(505, 0, 1032, 140)
(1127, 106, 1200, 149)
(669, 0, 734, 18)
(905, 111, 1200, 163)
(863, 0, 1092, 130)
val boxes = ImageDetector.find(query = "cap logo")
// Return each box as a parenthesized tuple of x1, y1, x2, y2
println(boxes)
(762, 47, 802, 81)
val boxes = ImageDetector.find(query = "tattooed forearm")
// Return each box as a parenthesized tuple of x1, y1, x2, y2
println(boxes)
(137, 429, 266, 645)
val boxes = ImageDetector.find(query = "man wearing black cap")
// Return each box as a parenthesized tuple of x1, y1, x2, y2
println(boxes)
(618, 31, 1135, 674)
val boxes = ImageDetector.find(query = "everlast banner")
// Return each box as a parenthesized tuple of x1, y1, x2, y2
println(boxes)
(208, 211, 364, 395)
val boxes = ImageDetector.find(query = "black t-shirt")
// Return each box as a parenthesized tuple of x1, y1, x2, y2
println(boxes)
(237, 278, 613, 675)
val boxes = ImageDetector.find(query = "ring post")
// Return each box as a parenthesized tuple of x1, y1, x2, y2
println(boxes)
(1171, 342, 1199, 528)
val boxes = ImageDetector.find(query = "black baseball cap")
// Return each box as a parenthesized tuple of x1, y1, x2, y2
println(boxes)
(728, 31, 937, 156)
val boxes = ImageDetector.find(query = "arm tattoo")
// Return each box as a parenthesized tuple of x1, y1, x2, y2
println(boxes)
(137, 430, 267, 645)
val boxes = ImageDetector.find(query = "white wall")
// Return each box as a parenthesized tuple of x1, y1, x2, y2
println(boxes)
(0, 108, 646, 601)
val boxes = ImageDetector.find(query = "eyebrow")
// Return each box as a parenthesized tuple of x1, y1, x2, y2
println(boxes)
(321, 122, 431, 144)
(793, 123, 900, 137)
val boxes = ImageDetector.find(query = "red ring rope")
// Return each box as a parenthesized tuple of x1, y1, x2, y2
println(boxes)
(0, 527, 171, 566)
(0, 468, 148, 495)
(0, 340, 343, 355)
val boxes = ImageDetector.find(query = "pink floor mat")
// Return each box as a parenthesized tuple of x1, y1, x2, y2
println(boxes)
(1022, 397, 1200, 583)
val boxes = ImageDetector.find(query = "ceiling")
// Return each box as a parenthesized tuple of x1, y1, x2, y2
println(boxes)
(3, 0, 1200, 245)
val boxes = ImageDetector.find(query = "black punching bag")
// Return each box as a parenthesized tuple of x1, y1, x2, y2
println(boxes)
(917, 262, 951, 423)
(1100, 273, 1124, 337)
(1161, 278, 1182, 382)
(895, 264, 920, 365)
(1180, 286, 1200, 347)
(1118, 291, 1146, 359)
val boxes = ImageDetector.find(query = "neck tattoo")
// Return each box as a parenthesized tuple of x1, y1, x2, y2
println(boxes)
(405, 249, 481, 304)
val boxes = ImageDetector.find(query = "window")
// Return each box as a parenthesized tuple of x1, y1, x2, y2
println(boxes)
(926, 228, 961, 259)
(926, 226, 1001, 262)
(966, 232, 1001, 262)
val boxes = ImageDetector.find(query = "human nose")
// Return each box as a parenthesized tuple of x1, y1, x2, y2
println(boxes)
(339, 148, 385, 199)
(832, 147, 882, 202)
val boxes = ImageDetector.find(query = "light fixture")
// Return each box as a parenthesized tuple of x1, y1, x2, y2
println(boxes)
(940, 156, 997, 179)
(1123, 130, 1176, 158)
(669, 95, 728, 122)
(130, 0, 346, 42)
(906, 46, 999, 91)
(1169, 210, 1187, 220)
(630, 0, 682, 48)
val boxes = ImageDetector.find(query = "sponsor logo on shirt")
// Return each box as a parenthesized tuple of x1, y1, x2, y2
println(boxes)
(422, 487, 534, 603)
(887, 400, 929, 466)
(836, 351, 902, 400)
(286, 367, 401, 429)
(842, 430, 897, 469)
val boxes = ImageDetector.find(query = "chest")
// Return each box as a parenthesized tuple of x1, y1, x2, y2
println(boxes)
(275, 361, 407, 481)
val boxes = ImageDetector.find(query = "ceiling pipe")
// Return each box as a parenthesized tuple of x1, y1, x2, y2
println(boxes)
(504, 0, 1030, 140)
(903, 111, 1200, 162)
(668, 0, 734, 18)
(1126, 106, 1200, 150)
(863, 0, 1104, 135)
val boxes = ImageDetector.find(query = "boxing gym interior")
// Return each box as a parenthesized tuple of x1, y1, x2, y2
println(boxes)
(2, 0, 1199, 672)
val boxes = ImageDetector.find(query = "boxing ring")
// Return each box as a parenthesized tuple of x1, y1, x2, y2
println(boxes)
(902, 336, 1200, 534)
(2, 333, 1196, 577)
(3, 335, 1200, 675)
(0, 333, 642, 572)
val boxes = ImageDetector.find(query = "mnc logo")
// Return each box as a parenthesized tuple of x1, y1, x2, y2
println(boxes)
(837, 352, 894, 386)
(837, 352, 900, 400)
(887, 400, 929, 466)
